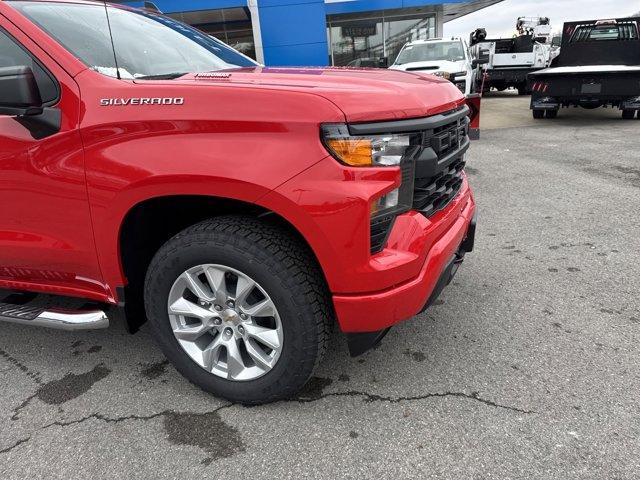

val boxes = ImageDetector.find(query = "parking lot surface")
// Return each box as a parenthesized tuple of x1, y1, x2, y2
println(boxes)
(1, 97, 639, 479)
(479, 90, 623, 130)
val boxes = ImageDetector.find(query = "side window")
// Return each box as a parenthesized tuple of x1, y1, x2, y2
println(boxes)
(0, 29, 58, 104)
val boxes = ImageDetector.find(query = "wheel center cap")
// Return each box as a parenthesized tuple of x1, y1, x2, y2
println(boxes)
(221, 309, 240, 325)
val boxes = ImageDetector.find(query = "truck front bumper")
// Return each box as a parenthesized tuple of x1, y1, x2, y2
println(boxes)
(333, 187, 476, 352)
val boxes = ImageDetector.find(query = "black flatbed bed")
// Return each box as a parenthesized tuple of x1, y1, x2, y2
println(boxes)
(528, 18, 640, 119)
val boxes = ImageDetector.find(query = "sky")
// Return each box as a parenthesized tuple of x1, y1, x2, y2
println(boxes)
(444, 0, 640, 39)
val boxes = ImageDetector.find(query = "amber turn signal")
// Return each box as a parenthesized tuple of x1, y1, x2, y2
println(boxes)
(326, 138, 373, 166)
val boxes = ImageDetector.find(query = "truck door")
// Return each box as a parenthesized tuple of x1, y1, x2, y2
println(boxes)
(0, 26, 106, 300)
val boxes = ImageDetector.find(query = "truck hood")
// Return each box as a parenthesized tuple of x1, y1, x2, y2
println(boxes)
(166, 67, 464, 122)
(390, 60, 467, 74)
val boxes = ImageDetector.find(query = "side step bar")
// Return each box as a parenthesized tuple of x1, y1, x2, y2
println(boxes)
(0, 302, 109, 331)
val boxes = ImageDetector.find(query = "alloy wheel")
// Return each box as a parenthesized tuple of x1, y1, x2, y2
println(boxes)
(167, 264, 283, 381)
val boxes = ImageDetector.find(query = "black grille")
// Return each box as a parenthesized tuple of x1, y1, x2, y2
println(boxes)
(413, 110, 469, 218)
(370, 215, 395, 254)
(358, 105, 470, 255)
(413, 158, 465, 217)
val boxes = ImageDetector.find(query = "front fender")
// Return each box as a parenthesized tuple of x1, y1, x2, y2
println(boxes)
(77, 71, 345, 298)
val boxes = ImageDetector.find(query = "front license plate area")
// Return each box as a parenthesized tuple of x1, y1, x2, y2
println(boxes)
(581, 83, 601, 94)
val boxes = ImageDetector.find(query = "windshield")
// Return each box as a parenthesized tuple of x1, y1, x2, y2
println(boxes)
(11, 1, 257, 79)
(395, 41, 465, 65)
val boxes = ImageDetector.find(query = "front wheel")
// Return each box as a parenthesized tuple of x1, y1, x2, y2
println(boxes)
(144, 216, 332, 404)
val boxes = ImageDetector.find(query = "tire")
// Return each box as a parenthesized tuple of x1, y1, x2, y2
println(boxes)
(622, 109, 635, 120)
(532, 109, 545, 119)
(144, 216, 332, 404)
(545, 109, 558, 119)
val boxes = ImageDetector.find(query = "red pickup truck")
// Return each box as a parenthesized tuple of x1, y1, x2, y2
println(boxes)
(0, 0, 476, 404)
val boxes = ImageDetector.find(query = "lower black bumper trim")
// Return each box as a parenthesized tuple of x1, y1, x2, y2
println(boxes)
(346, 328, 391, 357)
(420, 211, 477, 313)
(460, 212, 477, 253)
(419, 252, 462, 314)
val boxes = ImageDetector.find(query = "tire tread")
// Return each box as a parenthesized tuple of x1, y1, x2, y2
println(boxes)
(144, 215, 332, 404)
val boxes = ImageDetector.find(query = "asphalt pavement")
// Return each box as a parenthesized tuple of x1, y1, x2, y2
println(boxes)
(1, 96, 639, 479)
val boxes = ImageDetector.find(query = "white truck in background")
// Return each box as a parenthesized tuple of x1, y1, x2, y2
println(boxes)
(389, 37, 478, 96)
(470, 17, 556, 95)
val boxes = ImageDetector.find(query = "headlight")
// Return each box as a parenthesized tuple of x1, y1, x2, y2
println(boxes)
(321, 124, 417, 255)
(432, 71, 450, 79)
(321, 124, 412, 167)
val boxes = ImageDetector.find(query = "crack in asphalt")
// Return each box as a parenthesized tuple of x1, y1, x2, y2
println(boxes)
(0, 404, 237, 457)
(31, 387, 531, 434)
(293, 389, 535, 414)
(0, 386, 532, 457)
(292, 377, 534, 414)
(43, 411, 170, 428)
(0, 437, 30, 455)
(41, 403, 235, 430)
(1, 371, 532, 458)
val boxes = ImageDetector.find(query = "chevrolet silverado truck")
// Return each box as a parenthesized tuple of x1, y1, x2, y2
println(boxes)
(528, 18, 640, 119)
(0, 0, 476, 404)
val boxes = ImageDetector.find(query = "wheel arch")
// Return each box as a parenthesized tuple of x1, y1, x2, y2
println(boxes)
(117, 194, 329, 332)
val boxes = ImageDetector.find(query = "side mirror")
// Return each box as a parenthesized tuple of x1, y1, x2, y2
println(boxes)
(0, 66, 60, 139)
(471, 59, 480, 69)
(0, 66, 43, 117)
(378, 56, 389, 68)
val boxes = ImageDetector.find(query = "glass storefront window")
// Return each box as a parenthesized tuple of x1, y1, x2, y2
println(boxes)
(329, 20, 383, 66)
(168, 7, 256, 60)
(327, 10, 437, 67)
(385, 17, 435, 64)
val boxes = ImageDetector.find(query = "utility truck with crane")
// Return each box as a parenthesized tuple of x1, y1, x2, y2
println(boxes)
(471, 17, 556, 95)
